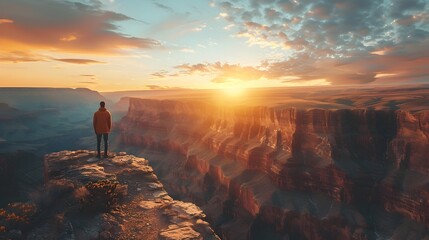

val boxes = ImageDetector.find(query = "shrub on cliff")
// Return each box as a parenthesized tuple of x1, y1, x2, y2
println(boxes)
(0, 202, 37, 237)
(75, 179, 127, 212)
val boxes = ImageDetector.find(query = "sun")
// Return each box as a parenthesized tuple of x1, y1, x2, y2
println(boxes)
(223, 86, 246, 97)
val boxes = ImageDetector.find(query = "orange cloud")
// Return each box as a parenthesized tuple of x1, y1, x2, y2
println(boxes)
(60, 35, 77, 42)
(146, 85, 185, 90)
(53, 58, 104, 64)
(167, 37, 429, 85)
(0, 50, 105, 65)
(79, 81, 97, 84)
(0, 51, 47, 63)
(210, 63, 265, 83)
(0, 0, 160, 54)
(175, 63, 210, 74)
(172, 62, 265, 83)
(0, 19, 13, 24)
(150, 70, 182, 79)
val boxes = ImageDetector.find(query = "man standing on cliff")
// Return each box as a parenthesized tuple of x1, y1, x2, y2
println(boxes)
(93, 101, 112, 159)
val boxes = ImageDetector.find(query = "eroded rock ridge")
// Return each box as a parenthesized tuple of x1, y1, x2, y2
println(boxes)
(118, 98, 429, 240)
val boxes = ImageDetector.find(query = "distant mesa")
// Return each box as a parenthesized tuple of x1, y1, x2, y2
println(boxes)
(0, 87, 109, 110)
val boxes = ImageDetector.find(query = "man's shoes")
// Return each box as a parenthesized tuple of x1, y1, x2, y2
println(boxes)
(103, 155, 108, 159)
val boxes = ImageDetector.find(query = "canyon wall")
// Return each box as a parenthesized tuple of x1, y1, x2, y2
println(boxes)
(118, 98, 429, 240)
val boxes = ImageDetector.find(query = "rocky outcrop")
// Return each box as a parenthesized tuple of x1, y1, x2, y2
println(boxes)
(118, 98, 429, 240)
(0, 150, 219, 240)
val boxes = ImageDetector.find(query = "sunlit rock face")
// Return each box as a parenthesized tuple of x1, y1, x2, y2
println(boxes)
(118, 98, 429, 240)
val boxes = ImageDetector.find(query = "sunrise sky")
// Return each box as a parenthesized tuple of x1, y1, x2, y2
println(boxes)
(0, 0, 428, 91)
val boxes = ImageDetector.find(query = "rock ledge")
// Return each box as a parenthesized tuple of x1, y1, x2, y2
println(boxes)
(25, 150, 220, 240)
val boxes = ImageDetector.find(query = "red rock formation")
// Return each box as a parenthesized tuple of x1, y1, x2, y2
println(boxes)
(118, 98, 429, 239)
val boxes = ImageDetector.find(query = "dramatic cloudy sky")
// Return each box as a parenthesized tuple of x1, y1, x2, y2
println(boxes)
(0, 0, 428, 91)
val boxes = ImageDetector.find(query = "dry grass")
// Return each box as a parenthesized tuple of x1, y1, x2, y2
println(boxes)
(76, 179, 128, 212)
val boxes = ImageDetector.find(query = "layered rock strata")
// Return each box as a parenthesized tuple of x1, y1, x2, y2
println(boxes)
(118, 98, 429, 240)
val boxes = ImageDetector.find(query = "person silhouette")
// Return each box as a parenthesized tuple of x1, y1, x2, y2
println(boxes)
(93, 101, 112, 158)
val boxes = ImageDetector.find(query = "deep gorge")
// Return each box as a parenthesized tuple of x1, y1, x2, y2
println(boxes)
(117, 98, 429, 240)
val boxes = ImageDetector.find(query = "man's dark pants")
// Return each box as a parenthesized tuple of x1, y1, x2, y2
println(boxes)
(96, 133, 109, 158)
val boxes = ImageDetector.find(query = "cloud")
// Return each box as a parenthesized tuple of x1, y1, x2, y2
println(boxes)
(260, 38, 429, 84)
(224, 24, 235, 30)
(151, 71, 168, 78)
(264, 8, 282, 22)
(79, 81, 97, 84)
(180, 48, 195, 53)
(80, 74, 97, 80)
(0, 51, 105, 65)
(214, 0, 429, 85)
(192, 24, 207, 32)
(172, 62, 265, 83)
(153, 2, 175, 13)
(150, 70, 180, 78)
(0, 19, 13, 24)
(175, 63, 210, 74)
(146, 85, 184, 90)
(54, 58, 104, 64)
(149, 12, 207, 39)
(209, 63, 265, 83)
(0, 51, 47, 63)
(167, 34, 429, 85)
(0, 0, 160, 54)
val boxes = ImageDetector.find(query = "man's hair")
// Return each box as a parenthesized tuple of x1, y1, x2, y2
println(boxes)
(100, 101, 105, 107)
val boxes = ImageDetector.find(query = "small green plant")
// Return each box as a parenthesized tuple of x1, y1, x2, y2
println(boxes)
(77, 179, 127, 212)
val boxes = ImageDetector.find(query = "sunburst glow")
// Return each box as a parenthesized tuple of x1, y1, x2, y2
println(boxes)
(223, 86, 246, 97)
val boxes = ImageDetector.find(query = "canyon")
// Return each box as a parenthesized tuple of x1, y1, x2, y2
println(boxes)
(1, 86, 429, 239)
(118, 97, 429, 240)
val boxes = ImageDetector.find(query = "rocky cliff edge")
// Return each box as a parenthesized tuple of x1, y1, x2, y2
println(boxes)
(1, 150, 219, 240)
